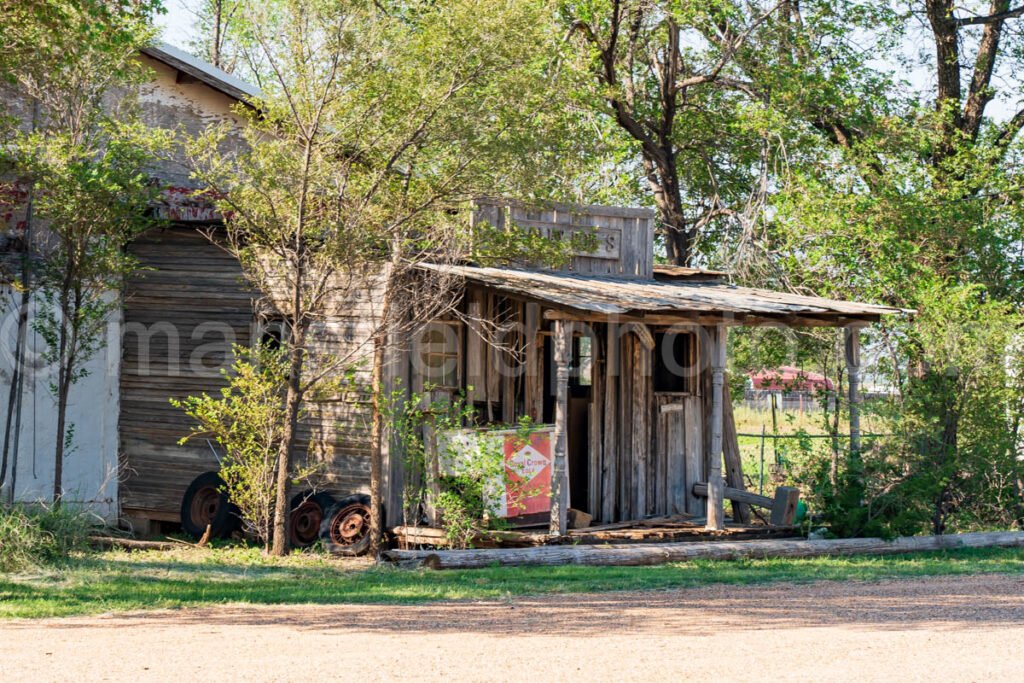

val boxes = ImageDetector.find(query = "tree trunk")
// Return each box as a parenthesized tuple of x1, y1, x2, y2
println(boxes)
(52, 283, 74, 506)
(1, 286, 29, 496)
(644, 154, 695, 266)
(384, 530, 1024, 570)
(270, 138, 314, 557)
(269, 328, 305, 557)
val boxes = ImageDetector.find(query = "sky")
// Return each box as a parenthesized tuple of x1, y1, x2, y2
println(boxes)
(155, 0, 198, 50)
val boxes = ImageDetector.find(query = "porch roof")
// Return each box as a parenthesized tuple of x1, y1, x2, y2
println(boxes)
(422, 264, 909, 325)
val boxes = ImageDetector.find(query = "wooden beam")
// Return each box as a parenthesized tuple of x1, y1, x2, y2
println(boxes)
(844, 325, 862, 457)
(692, 481, 801, 527)
(550, 319, 570, 535)
(770, 486, 801, 527)
(601, 324, 618, 523)
(692, 482, 773, 509)
(722, 378, 751, 523)
(706, 325, 726, 531)
(541, 309, 881, 329)
(384, 531, 1024, 570)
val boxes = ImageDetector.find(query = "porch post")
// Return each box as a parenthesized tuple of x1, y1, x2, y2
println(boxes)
(550, 319, 570, 535)
(707, 324, 726, 531)
(844, 325, 862, 457)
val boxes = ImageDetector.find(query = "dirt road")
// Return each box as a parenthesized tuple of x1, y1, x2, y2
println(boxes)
(2, 573, 1022, 682)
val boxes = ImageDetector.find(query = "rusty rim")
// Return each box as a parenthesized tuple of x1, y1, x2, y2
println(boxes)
(189, 486, 221, 526)
(289, 501, 324, 547)
(329, 503, 370, 546)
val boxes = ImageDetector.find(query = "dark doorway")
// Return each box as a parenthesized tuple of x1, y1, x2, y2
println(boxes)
(543, 333, 594, 513)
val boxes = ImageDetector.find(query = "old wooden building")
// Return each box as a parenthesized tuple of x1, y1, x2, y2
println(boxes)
(3, 42, 904, 544)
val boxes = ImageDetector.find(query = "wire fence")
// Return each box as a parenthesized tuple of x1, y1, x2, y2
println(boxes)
(736, 429, 894, 495)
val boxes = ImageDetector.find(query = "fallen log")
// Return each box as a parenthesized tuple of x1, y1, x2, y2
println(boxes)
(89, 536, 182, 551)
(382, 530, 1024, 570)
(391, 525, 557, 548)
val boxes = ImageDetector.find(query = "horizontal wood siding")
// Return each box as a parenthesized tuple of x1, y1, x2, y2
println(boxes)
(119, 226, 382, 520)
(120, 226, 255, 515)
(473, 200, 654, 278)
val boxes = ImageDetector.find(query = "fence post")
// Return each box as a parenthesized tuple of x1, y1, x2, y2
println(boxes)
(759, 424, 766, 496)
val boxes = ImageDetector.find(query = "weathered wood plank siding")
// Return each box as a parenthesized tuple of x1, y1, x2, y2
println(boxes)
(119, 226, 382, 521)
(120, 226, 255, 518)
(472, 200, 655, 279)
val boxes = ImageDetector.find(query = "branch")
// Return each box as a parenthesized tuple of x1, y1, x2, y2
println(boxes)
(674, 1, 783, 92)
(962, 1, 1011, 140)
(995, 107, 1024, 148)
(953, 4, 1024, 25)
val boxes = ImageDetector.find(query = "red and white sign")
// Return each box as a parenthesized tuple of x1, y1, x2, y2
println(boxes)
(499, 430, 552, 520)
(438, 426, 554, 524)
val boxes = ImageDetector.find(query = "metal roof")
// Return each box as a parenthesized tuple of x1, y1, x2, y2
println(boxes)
(141, 42, 262, 102)
(421, 264, 908, 324)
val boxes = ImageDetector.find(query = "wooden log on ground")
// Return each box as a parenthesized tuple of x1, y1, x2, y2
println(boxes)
(391, 526, 556, 548)
(88, 536, 182, 551)
(382, 530, 1024, 570)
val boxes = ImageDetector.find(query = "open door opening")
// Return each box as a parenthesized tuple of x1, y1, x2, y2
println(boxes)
(543, 332, 593, 515)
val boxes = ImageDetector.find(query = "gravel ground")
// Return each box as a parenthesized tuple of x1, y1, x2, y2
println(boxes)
(2, 573, 1022, 682)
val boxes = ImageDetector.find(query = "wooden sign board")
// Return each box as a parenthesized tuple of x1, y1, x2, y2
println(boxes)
(514, 218, 622, 261)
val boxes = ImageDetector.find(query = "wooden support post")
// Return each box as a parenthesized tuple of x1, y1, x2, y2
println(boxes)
(550, 320, 570, 536)
(601, 324, 618, 523)
(707, 325, 726, 531)
(721, 378, 750, 524)
(770, 486, 801, 527)
(844, 325, 862, 457)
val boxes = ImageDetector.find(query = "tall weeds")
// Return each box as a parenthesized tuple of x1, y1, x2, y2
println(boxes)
(0, 504, 94, 572)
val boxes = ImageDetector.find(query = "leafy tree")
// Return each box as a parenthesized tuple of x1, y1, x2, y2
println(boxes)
(187, 0, 245, 73)
(1, 1, 167, 504)
(188, 0, 590, 556)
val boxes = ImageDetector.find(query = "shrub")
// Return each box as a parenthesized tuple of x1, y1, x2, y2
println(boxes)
(172, 344, 322, 549)
(388, 389, 541, 548)
(0, 503, 94, 572)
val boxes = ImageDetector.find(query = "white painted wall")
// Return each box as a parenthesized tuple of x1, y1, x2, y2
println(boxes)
(0, 287, 121, 522)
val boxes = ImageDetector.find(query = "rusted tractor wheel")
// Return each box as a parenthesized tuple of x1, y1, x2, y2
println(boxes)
(288, 491, 335, 549)
(319, 494, 372, 556)
(180, 471, 235, 539)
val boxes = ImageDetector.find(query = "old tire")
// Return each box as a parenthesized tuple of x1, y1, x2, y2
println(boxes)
(289, 490, 336, 548)
(180, 471, 234, 539)
(319, 494, 372, 556)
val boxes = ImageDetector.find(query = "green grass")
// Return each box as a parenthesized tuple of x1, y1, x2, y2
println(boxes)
(2, 545, 1024, 619)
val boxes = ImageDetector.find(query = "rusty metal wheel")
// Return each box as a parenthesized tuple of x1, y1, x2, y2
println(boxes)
(190, 486, 221, 526)
(180, 471, 234, 539)
(319, 494, 372, 556)
(289, 491, 335, 548)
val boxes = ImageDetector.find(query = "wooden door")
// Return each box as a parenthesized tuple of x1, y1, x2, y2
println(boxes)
(655, 394, 704, 516)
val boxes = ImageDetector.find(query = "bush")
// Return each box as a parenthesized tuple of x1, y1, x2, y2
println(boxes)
(0, 504, 94, 572)
(172, 345, 323, 549)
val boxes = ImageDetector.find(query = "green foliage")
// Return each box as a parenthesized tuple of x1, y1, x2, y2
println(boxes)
(385, 389, 542, 548)
(0, 503, 95, 572)
(0, 1, 169, 501)
(171, 345, 323, 548)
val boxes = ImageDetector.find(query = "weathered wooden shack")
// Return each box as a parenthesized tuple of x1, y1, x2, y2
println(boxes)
(2, 41, 904, 546)
(118, 195, 901, 547)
